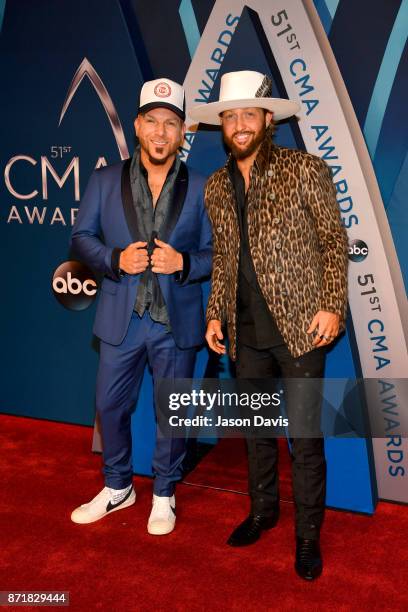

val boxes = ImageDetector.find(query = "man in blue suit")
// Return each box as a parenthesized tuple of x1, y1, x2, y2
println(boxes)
(70, 78, 212, 534)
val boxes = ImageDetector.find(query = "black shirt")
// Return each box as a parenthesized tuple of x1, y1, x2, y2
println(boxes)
(228, 157, 284, 349)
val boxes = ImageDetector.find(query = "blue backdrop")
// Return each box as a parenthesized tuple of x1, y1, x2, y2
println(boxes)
(1, 0, 406, 513)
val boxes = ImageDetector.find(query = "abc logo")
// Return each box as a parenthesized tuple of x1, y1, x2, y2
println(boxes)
(52, 261, 98, 311)
(348, 240, 368, 262)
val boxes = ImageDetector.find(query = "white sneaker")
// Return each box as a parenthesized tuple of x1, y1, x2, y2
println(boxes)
(147, 494, 176, 535)
(71, 486, 136, 524)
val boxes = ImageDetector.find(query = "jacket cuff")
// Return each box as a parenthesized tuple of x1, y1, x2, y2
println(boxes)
(175, 252, 190, 284)
(206, 308, 225, 325)
(110, 247, 123, 280)
(318, 299, 344, 317)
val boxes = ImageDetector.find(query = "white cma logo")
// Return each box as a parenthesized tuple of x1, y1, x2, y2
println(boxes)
(53, 272, 97, 296)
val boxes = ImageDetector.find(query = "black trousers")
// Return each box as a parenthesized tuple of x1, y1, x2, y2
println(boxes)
(236, 342, 327, 540)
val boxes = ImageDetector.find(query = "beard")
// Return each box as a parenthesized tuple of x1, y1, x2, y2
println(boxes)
(148, 148, 167, 165)
(139, 139, 180, 165)
(223, 124, 266, 160)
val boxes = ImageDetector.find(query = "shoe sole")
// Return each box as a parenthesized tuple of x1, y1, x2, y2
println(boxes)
(71, 491, 136, 524)
(294, 562, 323, 581)
(147, 521, 175, 535)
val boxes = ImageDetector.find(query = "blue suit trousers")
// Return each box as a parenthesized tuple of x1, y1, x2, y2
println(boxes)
(96, 312, 196, 496)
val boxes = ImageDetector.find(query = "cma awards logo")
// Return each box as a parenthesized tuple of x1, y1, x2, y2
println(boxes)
(52, 261, 98, 311)
(348, 239, 369, 262)
(4, 58, 129, 227)
(59, 57, 129, 160)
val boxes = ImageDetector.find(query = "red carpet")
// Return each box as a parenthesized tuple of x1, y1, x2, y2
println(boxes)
(1, 414, 407, 611)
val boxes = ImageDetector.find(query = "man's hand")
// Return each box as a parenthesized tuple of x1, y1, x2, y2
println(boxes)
(151, 238, 183, 274)
(307, 310, 340, 347)
(206, 319, 226, 354)
(119, 241, 148, 274)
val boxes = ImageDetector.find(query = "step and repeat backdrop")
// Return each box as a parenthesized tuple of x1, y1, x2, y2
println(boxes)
(0, 0, 407, 510)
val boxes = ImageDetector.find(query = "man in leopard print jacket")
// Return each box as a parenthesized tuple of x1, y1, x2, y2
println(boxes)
(190, 71, 348, 581)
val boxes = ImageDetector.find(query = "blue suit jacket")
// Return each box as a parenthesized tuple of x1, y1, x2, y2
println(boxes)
(71, 159, 212, 348)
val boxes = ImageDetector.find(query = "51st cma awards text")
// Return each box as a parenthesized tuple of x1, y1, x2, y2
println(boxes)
(3, 151, 107, 226)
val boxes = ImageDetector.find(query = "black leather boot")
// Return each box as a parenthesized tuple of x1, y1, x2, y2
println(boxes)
(295, 537, 323, 580)
(227, 511, 279, 547)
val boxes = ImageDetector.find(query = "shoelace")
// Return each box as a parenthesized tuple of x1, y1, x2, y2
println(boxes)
(298, 540, 316, 567)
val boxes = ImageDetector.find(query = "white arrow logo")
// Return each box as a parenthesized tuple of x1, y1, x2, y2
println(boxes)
(59, 57, 129, 160)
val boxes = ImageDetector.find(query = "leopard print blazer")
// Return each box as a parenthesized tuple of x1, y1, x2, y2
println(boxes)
(204, 134, 349, 360)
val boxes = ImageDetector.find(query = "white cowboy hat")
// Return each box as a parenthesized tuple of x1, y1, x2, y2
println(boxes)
(190, 70, 299, 125)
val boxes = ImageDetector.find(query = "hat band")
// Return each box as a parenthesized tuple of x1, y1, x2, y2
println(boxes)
(255, 74, 273, 98)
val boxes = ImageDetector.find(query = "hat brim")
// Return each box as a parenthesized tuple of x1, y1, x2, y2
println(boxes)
(189, 97, 300, 125)
(138, 101, 185, 121)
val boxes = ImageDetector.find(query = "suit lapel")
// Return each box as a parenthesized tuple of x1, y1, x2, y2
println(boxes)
(159, 161, 188, 243)
(121, 157, 189, 243)
(121, 158, 142, 242)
